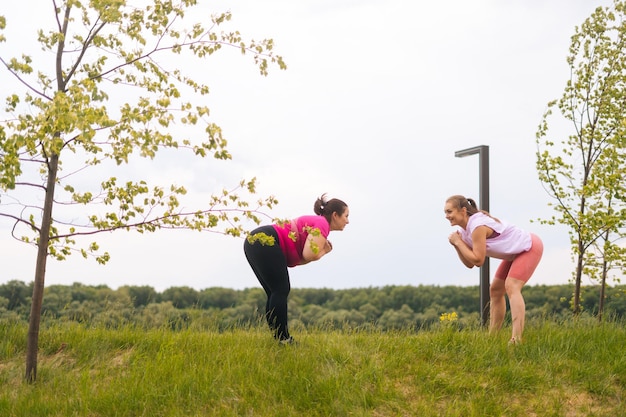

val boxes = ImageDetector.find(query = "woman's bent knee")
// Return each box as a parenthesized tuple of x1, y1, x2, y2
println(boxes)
(490, 279, 505, 296)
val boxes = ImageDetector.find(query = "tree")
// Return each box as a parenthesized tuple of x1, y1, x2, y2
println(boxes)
(162, 285, 199, 309)
(0, 280, 32, 311)
(0, 1, 285, 382)
(197, 287, 238, 309)
(535, 0, 626, 315)
(121, 285, 158, 308)
(583, 194, 626, 320)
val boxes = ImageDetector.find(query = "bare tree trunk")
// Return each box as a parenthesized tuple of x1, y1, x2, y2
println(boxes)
(573, 240, 584, 315)
(598, 259, 608, 323)
(25, 152, 59, 383)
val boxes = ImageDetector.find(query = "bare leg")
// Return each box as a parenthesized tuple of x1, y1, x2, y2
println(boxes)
(505, 277, 526, 342)
(489, 278, 506, 334)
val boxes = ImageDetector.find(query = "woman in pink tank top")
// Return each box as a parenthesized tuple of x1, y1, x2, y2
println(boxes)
(244, 194, 349, 344)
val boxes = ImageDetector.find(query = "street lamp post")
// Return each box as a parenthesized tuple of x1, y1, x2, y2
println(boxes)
(454, 145, 490, 327)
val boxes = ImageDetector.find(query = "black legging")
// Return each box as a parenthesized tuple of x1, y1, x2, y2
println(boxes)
(243, 225, 291, 340)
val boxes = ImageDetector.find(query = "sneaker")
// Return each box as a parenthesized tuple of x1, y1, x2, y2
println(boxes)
(279, 337, 296, 345)
(508, 337, 521, 346)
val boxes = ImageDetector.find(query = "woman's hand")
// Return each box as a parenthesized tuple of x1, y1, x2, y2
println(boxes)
(449, 232, 474, 268)
(449, 226, 490, 268)
(448, 231, 463, 246)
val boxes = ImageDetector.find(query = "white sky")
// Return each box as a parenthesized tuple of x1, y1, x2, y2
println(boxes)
(1, 0, 618, 292)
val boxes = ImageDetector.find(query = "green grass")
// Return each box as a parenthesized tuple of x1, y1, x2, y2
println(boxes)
(1, 319, 625, 416)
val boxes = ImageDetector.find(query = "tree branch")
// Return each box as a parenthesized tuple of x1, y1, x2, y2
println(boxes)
(50, 207, 273, 240)
(0, 212, 41, 235)
(0, 57, 52, 101)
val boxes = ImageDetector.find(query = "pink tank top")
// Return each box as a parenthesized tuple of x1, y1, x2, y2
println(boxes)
(273, 215, 330, 267)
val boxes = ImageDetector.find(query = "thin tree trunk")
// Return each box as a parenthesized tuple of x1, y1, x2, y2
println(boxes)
(573, 241, 584, 315)
(598, 259, 608, 323)
(25, 152, 59, 383)
(26, 4, 67, 382)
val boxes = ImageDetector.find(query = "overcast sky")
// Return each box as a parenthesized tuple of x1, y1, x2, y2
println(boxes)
(1, 0, 617, 292)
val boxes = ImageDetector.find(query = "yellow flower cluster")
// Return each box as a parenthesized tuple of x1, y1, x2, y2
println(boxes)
(439, 312, 458, 322)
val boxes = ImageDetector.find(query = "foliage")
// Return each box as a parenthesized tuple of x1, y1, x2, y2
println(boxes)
(0, 0, 286, 381)
(0, 1, 284, 263)
(2, 281, 625, 330)
(535, 0, 626, 314)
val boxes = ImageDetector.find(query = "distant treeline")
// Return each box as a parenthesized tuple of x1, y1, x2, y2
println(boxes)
(1, 280, 625, 330)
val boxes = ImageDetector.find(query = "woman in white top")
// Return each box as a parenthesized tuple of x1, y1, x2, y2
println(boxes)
(444, 195, 543, 344)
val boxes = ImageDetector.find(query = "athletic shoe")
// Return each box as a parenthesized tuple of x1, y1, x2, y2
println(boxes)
(508, 337, 521, 346)
(279, 337, 296, 345)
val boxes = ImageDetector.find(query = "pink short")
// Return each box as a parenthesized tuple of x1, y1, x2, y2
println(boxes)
(494, 234, 543, 283)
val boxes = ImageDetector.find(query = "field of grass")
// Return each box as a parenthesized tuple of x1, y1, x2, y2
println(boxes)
(1, 318, 625, 416)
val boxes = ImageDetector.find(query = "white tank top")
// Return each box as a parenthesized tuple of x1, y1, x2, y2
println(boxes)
(460, 212, 532, 261)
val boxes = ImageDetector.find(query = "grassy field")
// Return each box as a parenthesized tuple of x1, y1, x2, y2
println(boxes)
(1, 318, 625, 416)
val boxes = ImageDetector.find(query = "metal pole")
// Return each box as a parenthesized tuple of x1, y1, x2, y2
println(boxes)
(455, 145, 490, 326)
